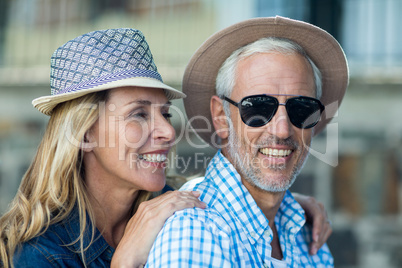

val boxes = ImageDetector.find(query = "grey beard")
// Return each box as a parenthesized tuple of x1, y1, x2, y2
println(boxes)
(226, 123, 307, 193)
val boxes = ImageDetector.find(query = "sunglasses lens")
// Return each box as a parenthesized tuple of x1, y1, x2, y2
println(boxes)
(286, 97, 324, 129)
(240, 96, 278, 127)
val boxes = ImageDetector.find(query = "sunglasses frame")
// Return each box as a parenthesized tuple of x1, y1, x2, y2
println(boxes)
(220, 94, 325, 129)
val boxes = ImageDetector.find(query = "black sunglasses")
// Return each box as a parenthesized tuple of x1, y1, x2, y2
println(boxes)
(221, 94, 325, 129)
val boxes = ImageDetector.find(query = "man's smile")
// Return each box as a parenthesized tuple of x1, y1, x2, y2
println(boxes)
(259, 148, 293, 158)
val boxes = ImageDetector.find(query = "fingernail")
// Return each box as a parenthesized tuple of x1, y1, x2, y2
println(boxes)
(311, 246, 317, 255)
(191, 191, 201, 197)
(313, 233, 319, 242)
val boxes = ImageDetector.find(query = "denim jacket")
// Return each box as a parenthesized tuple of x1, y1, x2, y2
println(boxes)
(13, 206, 114, 267)
(12, 185, 174, 267)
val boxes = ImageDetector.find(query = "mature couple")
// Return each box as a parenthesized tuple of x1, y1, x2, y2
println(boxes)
(0, 16, 347, 267)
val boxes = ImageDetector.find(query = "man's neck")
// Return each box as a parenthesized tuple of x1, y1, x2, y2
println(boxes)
(241, 178, 285, 225)
(241, 178, 285, 260)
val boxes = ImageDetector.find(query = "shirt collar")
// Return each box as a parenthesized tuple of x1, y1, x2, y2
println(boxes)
(60, 206, 114, 264)
(205, 151, 271, 244)
(276, 191, 306, 238)
(206, 150, 306, 244)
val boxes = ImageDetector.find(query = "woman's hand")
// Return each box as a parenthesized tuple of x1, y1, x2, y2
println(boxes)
(293, 193, 332, 255)
(111, 191, 207, 268)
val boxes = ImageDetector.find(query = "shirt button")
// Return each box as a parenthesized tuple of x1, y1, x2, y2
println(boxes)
(264, 230, 270, 237)
(250, 231, 256, 237)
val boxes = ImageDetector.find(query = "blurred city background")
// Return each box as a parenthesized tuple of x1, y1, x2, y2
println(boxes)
(0, 0, 401, 267)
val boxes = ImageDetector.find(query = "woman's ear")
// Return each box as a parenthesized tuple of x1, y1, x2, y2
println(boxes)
(80, 132, 96, 152)
(210, 96, 230, 140)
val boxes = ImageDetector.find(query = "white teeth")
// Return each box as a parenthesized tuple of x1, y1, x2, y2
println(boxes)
(259, 148, 292, 157)
(140, 154, 167, 163)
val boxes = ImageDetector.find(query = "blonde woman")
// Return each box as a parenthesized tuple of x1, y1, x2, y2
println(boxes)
(0, 29, 331, 268)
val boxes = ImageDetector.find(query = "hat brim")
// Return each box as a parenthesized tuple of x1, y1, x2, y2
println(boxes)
(33, 77, 186, 116)
(183, 16, 349, 148)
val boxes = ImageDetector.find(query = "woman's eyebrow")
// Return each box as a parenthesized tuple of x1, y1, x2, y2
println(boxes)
(124, 100, 172, 107)
(124, 99, 152, 106)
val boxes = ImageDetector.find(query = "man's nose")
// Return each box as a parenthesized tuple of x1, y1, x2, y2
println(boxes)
(265, 105, 293, 139)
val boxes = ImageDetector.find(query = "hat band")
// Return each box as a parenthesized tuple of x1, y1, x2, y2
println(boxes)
(54, 69, 163, 96)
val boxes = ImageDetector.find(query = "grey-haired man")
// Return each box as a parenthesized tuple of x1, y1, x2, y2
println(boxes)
(147, 16, 348, 267)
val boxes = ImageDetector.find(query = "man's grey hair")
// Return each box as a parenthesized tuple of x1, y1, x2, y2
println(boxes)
(216, 37, 322, 117)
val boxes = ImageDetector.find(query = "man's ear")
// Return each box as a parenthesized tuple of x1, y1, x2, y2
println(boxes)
(210, 95, 229, 140)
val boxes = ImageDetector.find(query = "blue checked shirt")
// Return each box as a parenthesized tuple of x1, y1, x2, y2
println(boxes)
(146, 151, 334, 267)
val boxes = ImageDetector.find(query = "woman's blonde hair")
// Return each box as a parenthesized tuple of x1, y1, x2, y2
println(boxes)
(0, 91, 151, 267)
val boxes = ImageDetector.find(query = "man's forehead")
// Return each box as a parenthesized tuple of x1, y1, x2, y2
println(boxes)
(232, 53, 316, 99)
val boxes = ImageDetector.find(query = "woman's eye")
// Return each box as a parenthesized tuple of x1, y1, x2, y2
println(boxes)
(129, 111, 148, 120)
(163, 113, 173, 119)
(137, 113, 148, 118)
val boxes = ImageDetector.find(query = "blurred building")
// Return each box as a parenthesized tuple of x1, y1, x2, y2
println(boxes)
(0, 0, 401, 267)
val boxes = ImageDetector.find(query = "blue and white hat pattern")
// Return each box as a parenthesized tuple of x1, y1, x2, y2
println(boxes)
(33, 28, 185, 115)
(51, 28, 161, 96)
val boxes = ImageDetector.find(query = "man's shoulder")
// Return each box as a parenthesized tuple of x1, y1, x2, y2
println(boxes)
(163, 178, 231, 235)
(147, 187, 235, 267)
(180, 176, 208, 191)
(180, 176, 221, 204)
(165, 203, 229, 232)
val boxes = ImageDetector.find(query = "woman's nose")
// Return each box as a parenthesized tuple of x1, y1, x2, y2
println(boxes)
(152, 114, 176, 143)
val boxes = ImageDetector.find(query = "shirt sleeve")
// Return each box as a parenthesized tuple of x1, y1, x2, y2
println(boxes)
(146, 208, 236, 268)
(297, 224, 334, 267)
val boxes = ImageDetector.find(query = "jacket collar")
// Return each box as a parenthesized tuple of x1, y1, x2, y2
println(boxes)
(60, 205, 114, 264)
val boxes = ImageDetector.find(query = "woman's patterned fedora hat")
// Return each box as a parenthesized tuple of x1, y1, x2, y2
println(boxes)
(33, 28, 185, 115)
